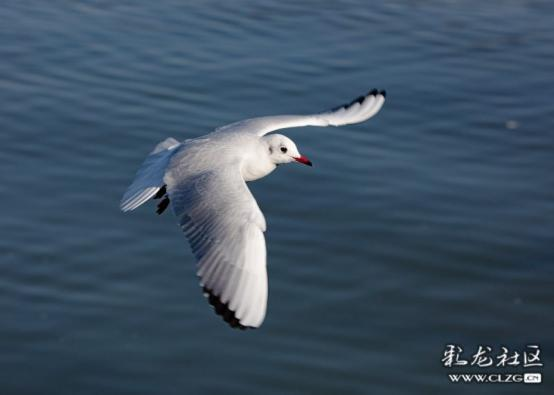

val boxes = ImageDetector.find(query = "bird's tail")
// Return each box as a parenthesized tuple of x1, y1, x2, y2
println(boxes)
(120, 137, 180, 212)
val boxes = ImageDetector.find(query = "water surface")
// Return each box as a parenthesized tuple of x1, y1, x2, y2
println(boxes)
(1, 1, 553, 394)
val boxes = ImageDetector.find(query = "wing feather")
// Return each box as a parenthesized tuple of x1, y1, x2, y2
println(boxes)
(214, 89, 386, 137)
(120, 137, 180, 212)
(165, 167, 268, 329)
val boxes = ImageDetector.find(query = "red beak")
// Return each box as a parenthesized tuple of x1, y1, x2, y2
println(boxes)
(294, 155, 313, 166)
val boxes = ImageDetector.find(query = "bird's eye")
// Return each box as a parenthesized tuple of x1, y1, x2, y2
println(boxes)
(280, 147, 287, 153)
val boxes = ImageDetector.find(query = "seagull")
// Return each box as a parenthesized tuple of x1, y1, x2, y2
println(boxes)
(120, 89, 386, 329)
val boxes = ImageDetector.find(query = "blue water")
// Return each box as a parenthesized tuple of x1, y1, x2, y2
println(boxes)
(1, 1, 553, 394)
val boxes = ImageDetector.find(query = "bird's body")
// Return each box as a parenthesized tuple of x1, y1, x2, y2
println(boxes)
(121, 89, 386, 329)
(169, 131, 277, 183)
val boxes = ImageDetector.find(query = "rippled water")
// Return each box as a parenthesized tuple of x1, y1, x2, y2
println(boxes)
(1, 1, 553, 394)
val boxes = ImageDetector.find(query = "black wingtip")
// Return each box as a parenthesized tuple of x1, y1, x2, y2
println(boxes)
(349, 95, 366, 106)
(156, 196, 170, 215)
(202, 286, 252, 330)
(327, 89, 387, 113)
(368, 88, 386, 98)
(153, 185, 167, 199)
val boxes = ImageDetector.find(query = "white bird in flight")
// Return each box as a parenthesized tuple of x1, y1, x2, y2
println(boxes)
(121, 89, 386, 329)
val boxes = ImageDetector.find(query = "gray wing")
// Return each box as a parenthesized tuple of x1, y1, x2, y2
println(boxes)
(215, 89, 386, 137)
(164, 165, 268, 329)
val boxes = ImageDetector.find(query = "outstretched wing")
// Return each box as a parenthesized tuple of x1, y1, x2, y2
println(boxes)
(215, 89, 386, 137)
(164, 165, 268, 329)
(120, 137, 180, 212)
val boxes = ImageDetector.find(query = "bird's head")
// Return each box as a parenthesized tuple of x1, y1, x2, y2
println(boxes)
(263, 134, 312, 167)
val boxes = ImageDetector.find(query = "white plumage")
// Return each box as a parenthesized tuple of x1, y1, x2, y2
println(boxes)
(120, 137, 180, 212)
(120, 89, 386, 329)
